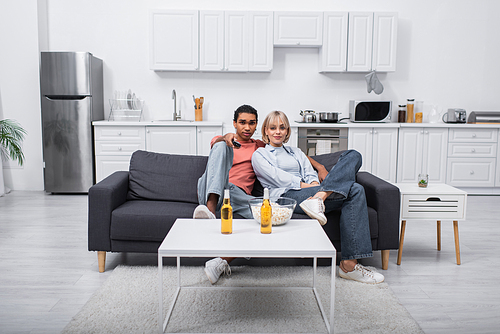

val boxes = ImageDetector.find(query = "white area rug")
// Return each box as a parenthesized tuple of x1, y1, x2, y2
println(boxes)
(63, 265, 423, 333)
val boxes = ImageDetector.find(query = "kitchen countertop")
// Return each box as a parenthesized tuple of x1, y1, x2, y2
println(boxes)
(93, 120, 223, 127)
(93, 120, 500, 129)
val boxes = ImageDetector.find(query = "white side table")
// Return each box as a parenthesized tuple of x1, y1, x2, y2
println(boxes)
(394, 183, 467, 265)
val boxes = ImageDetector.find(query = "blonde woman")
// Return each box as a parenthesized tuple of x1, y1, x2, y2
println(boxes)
(251, 110, 384, 284)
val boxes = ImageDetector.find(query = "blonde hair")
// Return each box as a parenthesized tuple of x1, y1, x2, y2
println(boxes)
(261, 110, 291, 144)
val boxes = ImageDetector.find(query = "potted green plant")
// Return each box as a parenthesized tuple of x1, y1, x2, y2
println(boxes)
(0, 119, 27, 196)
(0, 119, 26, 165)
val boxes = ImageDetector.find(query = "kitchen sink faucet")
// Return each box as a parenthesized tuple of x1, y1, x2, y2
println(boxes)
(172, 89, 181, 121)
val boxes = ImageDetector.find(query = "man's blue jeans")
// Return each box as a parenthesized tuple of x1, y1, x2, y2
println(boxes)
(197, 142, 254, 219)
(283, 150, 373, 261)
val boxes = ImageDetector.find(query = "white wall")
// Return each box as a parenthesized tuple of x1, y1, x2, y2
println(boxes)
(0, 0, 44, 191)
(1, 0, 500, 190)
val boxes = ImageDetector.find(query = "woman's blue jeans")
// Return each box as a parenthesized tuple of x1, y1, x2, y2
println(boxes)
(283, 150, 373, 261)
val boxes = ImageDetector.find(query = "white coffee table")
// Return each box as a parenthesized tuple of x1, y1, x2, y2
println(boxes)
(158, 218, 336, 334)
(394, 183, 467, 265)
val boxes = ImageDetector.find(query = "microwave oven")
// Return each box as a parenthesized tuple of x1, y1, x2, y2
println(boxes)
(349, 101, 392, 122)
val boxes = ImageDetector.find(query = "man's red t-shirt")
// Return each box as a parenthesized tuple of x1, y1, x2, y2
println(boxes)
(211, 136, 265, 194)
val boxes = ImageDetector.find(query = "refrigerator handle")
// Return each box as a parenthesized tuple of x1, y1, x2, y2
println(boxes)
(44, 95, 88, 101)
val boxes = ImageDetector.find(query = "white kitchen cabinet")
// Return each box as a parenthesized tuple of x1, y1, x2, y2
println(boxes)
(225, 11, 249, 72)
(347, 12, 373, 72)
(248, 12, 274, 71)
(95, 156, 132, 183)
(146, 126, 197, 155)
(372, 12, 398, 71)
(397, 127, 448, 184)
(319, 12, 348, 72)
(94, 126, 145, 182)
(199, 11, 224, 71)
(348, 127, 398, 182)
(273, 12, 323, 46)
(347, 12, 398, 72)
(447, 128, 498, 187)
(199, 11, 273, 72)
(149, 10, 199, 71)
(197, 126, 223, 156)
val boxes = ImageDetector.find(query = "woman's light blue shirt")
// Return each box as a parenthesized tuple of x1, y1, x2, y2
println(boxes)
(251, 144, 319, 198)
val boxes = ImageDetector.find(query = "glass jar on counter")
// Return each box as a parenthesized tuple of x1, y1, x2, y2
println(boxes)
(415, 101, 424, 123)
(398, 105, 406, 123)
(406, 99, 415, 123)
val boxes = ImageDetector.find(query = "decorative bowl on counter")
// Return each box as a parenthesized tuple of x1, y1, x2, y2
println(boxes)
(248, 197, 297, 226)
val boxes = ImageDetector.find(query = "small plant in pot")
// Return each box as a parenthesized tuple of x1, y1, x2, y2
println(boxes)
(0, 119, 27, 165)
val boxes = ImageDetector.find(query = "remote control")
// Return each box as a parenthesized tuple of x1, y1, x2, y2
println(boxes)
(232, 139, 241, 148)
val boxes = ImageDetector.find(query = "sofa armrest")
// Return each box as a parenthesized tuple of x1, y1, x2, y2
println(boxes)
(88, 171, 129, 251)
(356, 172, 400, 250)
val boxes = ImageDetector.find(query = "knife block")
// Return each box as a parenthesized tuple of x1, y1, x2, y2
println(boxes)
(195, 107, 203, 121)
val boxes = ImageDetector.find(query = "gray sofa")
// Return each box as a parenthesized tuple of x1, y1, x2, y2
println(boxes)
(88, 150, 400, 272)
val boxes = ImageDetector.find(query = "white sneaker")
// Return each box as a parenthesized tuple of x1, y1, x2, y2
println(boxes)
(338, 264, 385, 284)
(204, 257, 231, 284)
(299, 197, 327, 225)
(193, 205, 216, 219)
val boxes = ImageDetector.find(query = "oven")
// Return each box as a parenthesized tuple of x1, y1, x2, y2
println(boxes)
(298, 127, 348, 156)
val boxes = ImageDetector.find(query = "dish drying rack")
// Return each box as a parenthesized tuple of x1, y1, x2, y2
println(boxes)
(108, 98, 144, 121)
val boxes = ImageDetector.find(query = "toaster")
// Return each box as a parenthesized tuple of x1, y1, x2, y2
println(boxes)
(443, 108, 466, 123)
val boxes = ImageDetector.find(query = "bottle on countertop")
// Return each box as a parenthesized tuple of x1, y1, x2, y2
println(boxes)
(398, 105, 406, 123)
(406, 99, 415, 123)
(260, 188, 272, 234)
(221, 189, 232, 234)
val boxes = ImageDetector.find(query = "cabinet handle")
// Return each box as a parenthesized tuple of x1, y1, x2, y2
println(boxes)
(118, 132, 122, 136)
(374, 130, 378, 134)
(369, 130, 373, 134)
(147, 130, 150, 133)
(198, 129, 201, 133)
(470, 170, 475, 175)
(424, 131, 429, 134)
(118, 147, 122, 151)
(296, 42, 300, 45)
(471, 148, 476, 153)
(420, 130, 424, 134)
(472, 133, 476, 137)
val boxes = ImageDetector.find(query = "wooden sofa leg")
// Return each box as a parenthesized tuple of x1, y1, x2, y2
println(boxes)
(381, 250, 389, 270)
(98, 251, 106, 273)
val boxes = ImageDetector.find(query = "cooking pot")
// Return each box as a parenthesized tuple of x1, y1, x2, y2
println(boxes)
(300, 110, 316, 123)
(318, 111, 339, 123)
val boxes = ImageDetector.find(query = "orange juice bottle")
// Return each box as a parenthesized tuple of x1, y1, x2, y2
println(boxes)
(260, 188, 272, 234)
(221, 189, 232, 234)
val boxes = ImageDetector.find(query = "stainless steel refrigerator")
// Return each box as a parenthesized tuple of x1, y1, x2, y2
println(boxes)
(40, 52, 104, 193)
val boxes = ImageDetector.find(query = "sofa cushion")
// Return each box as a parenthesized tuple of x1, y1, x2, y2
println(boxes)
(110, 200, 198, 242)
(127, 150, 208, 204)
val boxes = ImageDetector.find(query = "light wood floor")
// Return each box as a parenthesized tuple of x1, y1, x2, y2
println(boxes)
(1, 191, 499, 333)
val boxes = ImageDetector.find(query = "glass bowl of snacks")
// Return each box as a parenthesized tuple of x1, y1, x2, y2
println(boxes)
(248, 197, 297, 226)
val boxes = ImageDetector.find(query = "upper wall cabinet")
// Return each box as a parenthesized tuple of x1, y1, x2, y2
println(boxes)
(347, 12, 374, 72)
(199, 11, 224, 71)
(372, 12, 398, 72)
(274, 12, 323, 46)
(347, 12, 398, 72)
(248, 12, 274, 71)
(200, 11, 273, 72)
(319, 12, 348, 72)
(149, 10, 199, 71)
(320, 11, 398, 72)
(153, 10, 273, 72)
